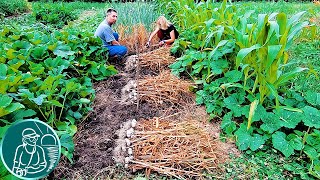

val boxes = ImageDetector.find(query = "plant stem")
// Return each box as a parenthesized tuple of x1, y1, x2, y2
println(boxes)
(58, 92, 68, 122)
(37, 106, 48, 121)
(300, 127, 311, 156)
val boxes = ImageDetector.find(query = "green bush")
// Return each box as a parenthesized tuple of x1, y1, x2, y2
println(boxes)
(0, 0, 30, 17)
(32, 3, 78, 29)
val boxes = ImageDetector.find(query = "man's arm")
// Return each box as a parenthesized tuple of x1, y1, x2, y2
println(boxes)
(103, 25, 119, 45)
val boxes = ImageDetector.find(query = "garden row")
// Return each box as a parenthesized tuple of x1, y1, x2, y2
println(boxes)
(1, 1, 159, 178)
(0, 3, 118, 179)
(155, 0, 320, 178)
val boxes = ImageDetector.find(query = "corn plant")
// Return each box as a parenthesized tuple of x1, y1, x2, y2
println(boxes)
(235, 12, 309, 108)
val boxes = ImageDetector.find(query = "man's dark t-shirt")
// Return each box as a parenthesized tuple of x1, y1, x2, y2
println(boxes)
(159, 24, 179, 41)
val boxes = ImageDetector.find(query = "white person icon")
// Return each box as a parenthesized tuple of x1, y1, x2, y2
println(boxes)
(1, 119, 61, 179)
(12, 128, 47, 176)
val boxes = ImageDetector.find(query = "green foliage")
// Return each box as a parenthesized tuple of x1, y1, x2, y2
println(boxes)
(159, 0, 320, 178)
(0, 19, 117, 174)
(0, 0, 30, 17)
(32, 3, 78, 29)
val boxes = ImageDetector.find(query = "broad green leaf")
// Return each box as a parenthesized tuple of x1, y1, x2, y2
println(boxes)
(0, 95, 12, 107)
(44, 57, 70, 70)
(7, 59, 25, 71)
(236, 44, 261, 68)
(12, 40, 32, 51)
(0, 103, 25, 117)
(272, 131, 294, 157)
(304, 145, 318, 160)
(287, 133, 303, 150)
(30, 94, 47, 106)
(210, 59, 228, 75)
(53, 42, 75, 58)
(235, 123, 265, 151)
(0, 64, 8, 80)
(6, 49, 16, 60)
(67, 125, 77, 137)
(80, 98, 90, 104)
(56, 121, 69, 131)
(29, 61, 45, 75)
(278, 109, 302, 129)
(73, 111, 82, 119)
(250, 134, 265, 151)
(305, 91, 320, 106)
(261, 112, 281, 133)
(301, 106, 320, 128)
(225, 70, 242, 83)
(221, 112, 236, 135)
(66, 115, 75, 125)
(235, 124, 252, 150)
(31, 46, 48, 59)
(61, 147, 73, 164)
(223, 95, 242, 117)
(66, 81, 78, 92)
(11, 109, 36, 120)
(60, 134, 74, 152)
(47, 100, 64, 108)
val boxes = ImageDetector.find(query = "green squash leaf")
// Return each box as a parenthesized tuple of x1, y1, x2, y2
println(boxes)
(261, 112, 282, 133)
(302, 106, 320, 128)
(305, 90, 320, 106)
(272, 131, 294, 157)
(278, 109, 302, 129)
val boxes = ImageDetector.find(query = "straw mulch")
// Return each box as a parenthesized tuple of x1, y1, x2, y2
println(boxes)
(117, 24, 157, 54)
(130, 117, 230, 179)
(138, 71, 194, 106)
(138, 47, 176, 72)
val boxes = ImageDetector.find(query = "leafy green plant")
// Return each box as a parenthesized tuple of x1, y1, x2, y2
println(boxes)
(0, 21, 117, 165)
(0, 0, 30, 17)
(163, 0, 320, 178)
(32, 3, 78, 29)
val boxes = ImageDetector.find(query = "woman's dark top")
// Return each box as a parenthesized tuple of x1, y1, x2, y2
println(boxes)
(159, 24, 179, 40)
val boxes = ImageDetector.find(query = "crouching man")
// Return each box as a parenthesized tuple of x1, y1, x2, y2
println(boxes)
(94, 8, 127, 60)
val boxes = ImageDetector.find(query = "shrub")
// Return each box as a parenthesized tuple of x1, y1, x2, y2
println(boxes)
(0, 0, 30, 17)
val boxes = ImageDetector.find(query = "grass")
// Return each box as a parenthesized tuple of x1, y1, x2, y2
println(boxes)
(217, 149, 314, 180)
(290, 41, 320, 93)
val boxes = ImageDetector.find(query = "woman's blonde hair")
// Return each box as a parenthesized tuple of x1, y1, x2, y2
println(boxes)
(156, 16, 172, 30)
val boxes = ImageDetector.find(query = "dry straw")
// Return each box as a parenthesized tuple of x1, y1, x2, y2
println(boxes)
(138, 71, 194, 106)
(117, 24, 156, 54)
(130, 117, 230, 179)
(139, 47, 176, 72)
